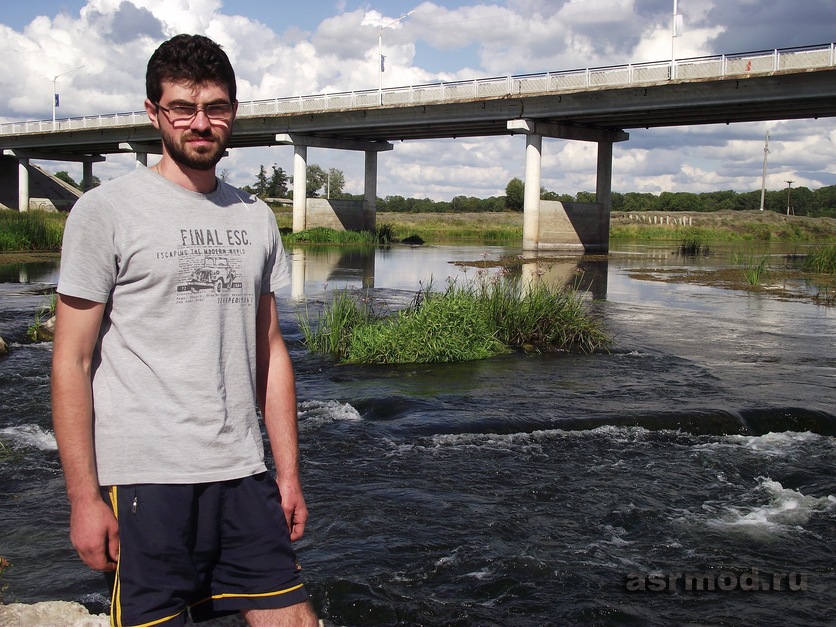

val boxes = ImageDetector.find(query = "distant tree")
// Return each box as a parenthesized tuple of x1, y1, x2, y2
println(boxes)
(326, 167, 345, 198)
(505, 177, 524, 211)
(266, 164, 289, 198)
(55, 171, 80, 189)
(253, 165, 269, 197)
(576, 191, 596, 204)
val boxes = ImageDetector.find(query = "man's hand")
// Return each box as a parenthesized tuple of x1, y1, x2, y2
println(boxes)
(70, 497, 119, 572)
(278, 479, 308, 542)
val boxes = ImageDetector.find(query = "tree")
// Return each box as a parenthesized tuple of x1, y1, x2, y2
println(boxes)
(505, 177, 524, 211)
(253, 165, 268, 197)
(55, 171, 80, 189)
(266, 165, 288, 198)
(304, 164, 328, 198)
(326, 168, 345, 198)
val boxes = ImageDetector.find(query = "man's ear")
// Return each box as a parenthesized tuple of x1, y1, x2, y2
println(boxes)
(145, 99, 160, 129)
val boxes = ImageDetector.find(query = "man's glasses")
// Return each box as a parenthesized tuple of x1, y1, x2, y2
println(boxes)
(155, 102, 235, 122)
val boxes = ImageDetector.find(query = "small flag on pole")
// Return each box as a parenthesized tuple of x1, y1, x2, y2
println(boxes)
(55, 94, 60, 107)
(380, 55, 385, 72)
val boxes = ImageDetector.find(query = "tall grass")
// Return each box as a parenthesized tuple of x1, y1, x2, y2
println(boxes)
(283, 224, 394, 246)
(736, 253, 769, 286)
(0, 209, 65, 251)
(299, 275, 609, 364)
(803, 245, 836, 274)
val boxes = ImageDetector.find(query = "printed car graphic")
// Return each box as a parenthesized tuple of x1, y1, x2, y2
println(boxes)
(186, 257, 236, 293)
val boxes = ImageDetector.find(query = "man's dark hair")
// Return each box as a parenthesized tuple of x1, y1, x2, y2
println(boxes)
(146, 34, 237, 104)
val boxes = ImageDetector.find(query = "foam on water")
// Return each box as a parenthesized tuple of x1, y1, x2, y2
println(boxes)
(709, 478, 835, 536)
(0, 424, 57, 451)
(298, 399, 362, 428)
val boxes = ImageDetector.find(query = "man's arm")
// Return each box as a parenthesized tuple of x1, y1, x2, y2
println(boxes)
(256, 292, 307, 541)
(51, 294, 119, 572)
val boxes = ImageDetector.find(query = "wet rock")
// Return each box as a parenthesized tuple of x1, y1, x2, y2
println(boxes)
(0, 336, 8, 355)
(0, 601, 108, 626)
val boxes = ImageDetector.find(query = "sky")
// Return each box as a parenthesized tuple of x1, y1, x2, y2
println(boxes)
(1, 0, 834, 201)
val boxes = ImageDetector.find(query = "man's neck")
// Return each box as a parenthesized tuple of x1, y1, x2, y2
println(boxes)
(151, 156, 217, 194)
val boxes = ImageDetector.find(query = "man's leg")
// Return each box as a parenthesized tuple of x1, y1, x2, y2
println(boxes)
(242, 602, 319, 627)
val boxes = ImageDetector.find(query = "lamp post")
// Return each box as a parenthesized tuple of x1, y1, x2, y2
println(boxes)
(671, 0, 681, 79)
(378, 10, 414, 105)
(759, 131, 769, 211)
(52, 65, 85, 130)
(785, 180, 794, 216)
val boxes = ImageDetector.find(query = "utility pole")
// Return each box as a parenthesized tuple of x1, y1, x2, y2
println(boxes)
(785, 180, 794, 216)
(759, 131, 769, 211)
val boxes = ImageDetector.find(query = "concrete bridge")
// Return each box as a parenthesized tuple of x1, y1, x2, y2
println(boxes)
(2, 43, 835, 252)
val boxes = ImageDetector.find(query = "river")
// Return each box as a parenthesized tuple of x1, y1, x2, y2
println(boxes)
(0, 242, 834, 626)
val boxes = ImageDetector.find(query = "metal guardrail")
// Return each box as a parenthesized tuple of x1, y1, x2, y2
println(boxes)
(2, 43, 833, 137)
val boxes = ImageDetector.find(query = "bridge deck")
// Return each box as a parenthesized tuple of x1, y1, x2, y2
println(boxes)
(1, 43, 834, 160)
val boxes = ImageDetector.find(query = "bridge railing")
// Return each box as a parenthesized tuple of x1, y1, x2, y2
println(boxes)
(2, 42, 833, 137)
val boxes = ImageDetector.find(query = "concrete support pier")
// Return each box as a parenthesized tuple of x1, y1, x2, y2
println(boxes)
(522, 134, 542, 251)
(364, 151, 378, 231)
(277, 133, 392, 233)
(292, 145, 307, 232)
(508, 118, 628, 253)
(18, 159, 29, 212)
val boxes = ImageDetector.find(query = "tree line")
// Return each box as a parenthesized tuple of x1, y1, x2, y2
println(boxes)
(242, 164, 346, 199)
(377, 179, 836, 218)
(54, 166, 836, 218)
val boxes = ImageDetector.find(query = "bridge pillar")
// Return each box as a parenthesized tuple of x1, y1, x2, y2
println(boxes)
(18, 159, 30, 212)
(292, 145, 307, 232)
(522, 134, 542, 250)
(595, 140, 614, 246)
(82, 161, 95, 191)
(364, 151, 378, 231)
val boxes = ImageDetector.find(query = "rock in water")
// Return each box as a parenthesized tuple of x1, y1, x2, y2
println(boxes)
(0, 601, 108, 626)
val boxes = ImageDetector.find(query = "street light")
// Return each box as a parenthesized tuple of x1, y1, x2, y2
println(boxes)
(378, 10, 414, 105)
(52, 65, 85, 130)
(785, 180, 794, 216)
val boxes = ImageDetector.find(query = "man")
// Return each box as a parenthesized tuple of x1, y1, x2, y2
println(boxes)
(51, 34, 319, 626)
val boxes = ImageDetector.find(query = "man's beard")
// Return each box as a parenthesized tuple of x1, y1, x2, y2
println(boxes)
(160, 127, 228, 171)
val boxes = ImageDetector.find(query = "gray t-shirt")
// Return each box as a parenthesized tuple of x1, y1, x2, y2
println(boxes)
(57, 166, 291, 485)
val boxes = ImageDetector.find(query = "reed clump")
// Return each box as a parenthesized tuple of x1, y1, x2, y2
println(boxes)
(803, 245, 836, 274)
(299, 275, 609, 364)
(0, 209, 65, 252)
(734, 252, 770, 286)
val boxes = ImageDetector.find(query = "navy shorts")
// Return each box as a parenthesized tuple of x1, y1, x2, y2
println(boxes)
(103, 472, 309, 626)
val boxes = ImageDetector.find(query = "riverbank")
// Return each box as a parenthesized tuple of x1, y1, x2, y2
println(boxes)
(280, 209, 836, 243)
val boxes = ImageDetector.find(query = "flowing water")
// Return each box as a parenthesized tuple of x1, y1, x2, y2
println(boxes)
(0, 243, 834, 626)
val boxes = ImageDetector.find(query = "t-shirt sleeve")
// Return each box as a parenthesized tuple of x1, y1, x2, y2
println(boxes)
(262, 204, 291, 294)
(57, 193, 118, 303)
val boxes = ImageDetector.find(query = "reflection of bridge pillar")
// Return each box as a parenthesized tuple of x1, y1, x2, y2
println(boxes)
(293, 145, 307, 232)
(290, 247, 306, 301)
(18, 158, 30, 212)
(364, 151, 378, 231)
(522, 133, 542, 251)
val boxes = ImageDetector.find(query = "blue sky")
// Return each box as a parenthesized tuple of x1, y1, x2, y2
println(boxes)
(1, 1, 834, 200)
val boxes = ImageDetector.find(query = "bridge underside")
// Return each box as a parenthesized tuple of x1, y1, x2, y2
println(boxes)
(3, 67, 836, 252)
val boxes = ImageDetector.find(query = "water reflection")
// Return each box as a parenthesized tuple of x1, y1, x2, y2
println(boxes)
(0, 262, 60, 285)
(287, 245, 610, 300)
